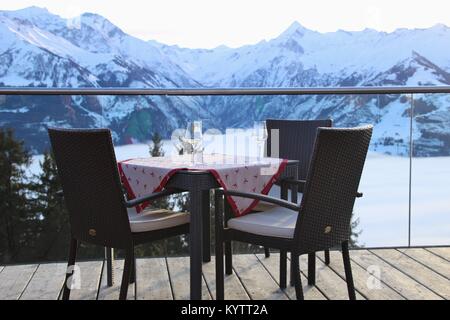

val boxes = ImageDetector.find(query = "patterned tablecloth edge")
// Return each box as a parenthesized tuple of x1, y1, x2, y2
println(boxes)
(117, 158, 288, 217)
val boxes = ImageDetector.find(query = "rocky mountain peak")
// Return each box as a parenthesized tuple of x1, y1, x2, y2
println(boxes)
(79, 12, 126, 38)
(278, 21, 310, 39)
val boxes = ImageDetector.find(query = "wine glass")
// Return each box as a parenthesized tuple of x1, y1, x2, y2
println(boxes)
(192, 121, 203, 152)
(188, 121, 203, 151)
(181, 121, 203, 163)
(171, 128, 186, 155)
(252, 121, 268, 161)
(202, 118, 221, 156)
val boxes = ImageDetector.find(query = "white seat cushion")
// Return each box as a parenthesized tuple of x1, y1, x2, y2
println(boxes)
(252, 201, 279, 212)
(228, 206, 298, 239)
(128, 208, 189, 233)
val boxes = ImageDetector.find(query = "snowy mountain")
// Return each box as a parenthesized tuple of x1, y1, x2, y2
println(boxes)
(157, 21, 450, 156)
(1, 7, 449, 156)
(0, 7, 209, 152)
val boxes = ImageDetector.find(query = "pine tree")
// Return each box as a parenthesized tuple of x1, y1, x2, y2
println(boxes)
(350, 213, 362, 247)
(0, 128, 32, 263)
(148, 131, 167, 210)
(149, 132, 164, 157)
(31, 151, 70, 260)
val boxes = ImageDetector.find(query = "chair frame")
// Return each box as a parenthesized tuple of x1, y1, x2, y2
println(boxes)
(48, 128, 189, 300)
(259, 119, 333, 285)
(215, 126, 372, 300)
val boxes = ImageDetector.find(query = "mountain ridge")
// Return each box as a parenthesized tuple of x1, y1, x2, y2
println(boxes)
(0, 7, 449, 156)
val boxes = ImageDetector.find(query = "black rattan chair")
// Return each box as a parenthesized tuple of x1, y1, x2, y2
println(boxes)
(48, 128, 189, 300)
(215, 125, 372, 300)
(252, 119, 333, 285)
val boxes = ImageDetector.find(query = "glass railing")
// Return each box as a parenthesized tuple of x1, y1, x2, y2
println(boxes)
(0, 87, 449, 264)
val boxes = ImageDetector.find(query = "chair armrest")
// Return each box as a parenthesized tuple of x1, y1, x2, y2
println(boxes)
(281, 179, 363, 198)
(281, 178, 306, 186)
(280, 178, 306, 192)
(216, 189, 300, 212)
(125, 188, 182, 208)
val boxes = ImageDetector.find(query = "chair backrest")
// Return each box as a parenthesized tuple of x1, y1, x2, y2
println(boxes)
(48, 128, 132, 248)
(294, 126, 372, 254)
(266, 119, 332, 180)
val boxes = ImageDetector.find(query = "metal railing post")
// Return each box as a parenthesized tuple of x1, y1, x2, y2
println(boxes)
(408, 93, 414, 247)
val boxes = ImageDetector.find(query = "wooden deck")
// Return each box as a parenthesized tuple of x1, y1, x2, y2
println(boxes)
(0, 247, 448, 300)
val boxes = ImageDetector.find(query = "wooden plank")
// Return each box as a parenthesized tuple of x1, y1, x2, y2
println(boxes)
(20, 263, 66, 300)
(426, 247, 450, 262)
(67, 261, 103, 300)
(371, 249, 450, 299)
(97, 259, 135, 300)
(350, 250, 442, 300)
(135, 258, 172, 300)
(166, 257, 211, 300)
(202, 256, 250, 300)
(399, 248, 450, 279)
(322, 251, 404, 300)
(231, 254, 288, 300)
(255, 253, 326, 300)
(298, 254, 365, 300)
(0, 264, 38, 300)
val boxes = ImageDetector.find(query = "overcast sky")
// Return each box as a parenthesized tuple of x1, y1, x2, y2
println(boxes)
(2, 0, 450, 48)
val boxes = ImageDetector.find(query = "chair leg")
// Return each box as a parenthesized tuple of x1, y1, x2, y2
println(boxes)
(307, 253, 316, 285)
(324, 249, 330, 265)
(225, 241, 232, 275)
(62, 238, 78, 300)
(202, 190, 211, 263)
(106, 247, 114, 287)
(129, 248, 136, 284)
(119, 246, 133, 300)
(292, 254, 304, 300)
(214, 191, 225, 300)
(342, 241, 356, 300)
(290, 256, 295, 286)
(264, 247, 270, 258)
(215, 241, 225, 300)
(280, 250, 287, 289)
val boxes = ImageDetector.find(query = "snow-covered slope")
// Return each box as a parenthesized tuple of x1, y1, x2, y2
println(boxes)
(0, 7, 211, 152)
(0, 7, 199, 86)
(157, 21, 450, 156)
(158, 21, 450, 86)
(1, 7, 449, 156)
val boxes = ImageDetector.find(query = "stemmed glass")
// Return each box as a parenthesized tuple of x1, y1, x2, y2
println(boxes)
(252, 121, 268, 162)
(181, 121, 203, 163)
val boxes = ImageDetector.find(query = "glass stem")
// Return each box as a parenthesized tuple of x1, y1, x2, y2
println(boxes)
(257, 143, 262, 162)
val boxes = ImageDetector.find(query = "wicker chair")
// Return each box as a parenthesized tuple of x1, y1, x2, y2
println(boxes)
(253, 119, 333, 286)
(48, 128, 189, 300)
(215, 125, 373, 300)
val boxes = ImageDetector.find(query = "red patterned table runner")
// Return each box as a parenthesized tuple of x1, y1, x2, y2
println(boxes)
(118, 154, 287, 217)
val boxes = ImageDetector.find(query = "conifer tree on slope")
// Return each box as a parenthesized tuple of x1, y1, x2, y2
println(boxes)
(0, 128, 32, 263)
